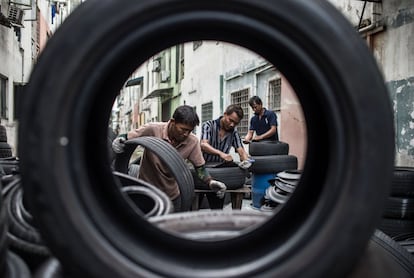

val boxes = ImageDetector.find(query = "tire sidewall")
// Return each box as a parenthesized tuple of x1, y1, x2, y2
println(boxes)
(19, 1, 394, 277)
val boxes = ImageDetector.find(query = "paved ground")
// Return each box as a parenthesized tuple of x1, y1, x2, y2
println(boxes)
(223, 198, 256, 211)
(198, 193, 278, 214)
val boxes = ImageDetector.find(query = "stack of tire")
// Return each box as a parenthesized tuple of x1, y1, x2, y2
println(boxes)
(248, 141, 298, 208)
(0, 125, 18, 181)
(0, 125, 35, 277)
(262, 169, 301, 212)
(0, 125, 12, 159)
(2, 176, 50, 274)
(379, 167, 414, 254)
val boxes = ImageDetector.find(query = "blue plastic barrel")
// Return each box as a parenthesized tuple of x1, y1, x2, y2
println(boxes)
(251, 173, 276, 208)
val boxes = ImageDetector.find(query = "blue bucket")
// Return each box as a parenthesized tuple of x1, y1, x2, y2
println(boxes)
(251, 173, 276, 208)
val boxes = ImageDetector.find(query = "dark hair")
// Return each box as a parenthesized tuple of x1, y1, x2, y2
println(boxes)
(225, 104, 244, 120)
(249, 96, 262, 107)
(172, 105, 200, 127)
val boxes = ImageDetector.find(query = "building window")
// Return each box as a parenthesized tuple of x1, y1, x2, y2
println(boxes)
(0, 76, 7, 119)
(231, 88, 249, 136)
(201, 101, 213, 123)
(268, 78, 281, 111)
(180, 44, 184, 81)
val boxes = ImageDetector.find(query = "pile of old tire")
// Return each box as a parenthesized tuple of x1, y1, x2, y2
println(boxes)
(0, 157, 19, 179)
(18, 1, 398, 277)
(0, 126, 31, 277)
(0, 125, 13, 159)
(2, 176, 51, 273)
(378, 167, 414, 254)
(0, 174, 32, 276)
(248, 140, 298, 208)
(0, 124, 18, 183)
(262, 169, 301, 212)
(248, 141, 297, 174)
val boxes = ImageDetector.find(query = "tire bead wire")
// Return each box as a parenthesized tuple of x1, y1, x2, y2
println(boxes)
(113, 171, 173, 216)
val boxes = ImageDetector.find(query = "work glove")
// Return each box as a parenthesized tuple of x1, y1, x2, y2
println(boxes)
(209, 180, 227, 199)
(112, 137, 126, 154)
(238, 159, 252, 170)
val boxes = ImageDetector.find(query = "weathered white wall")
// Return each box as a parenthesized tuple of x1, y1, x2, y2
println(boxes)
(378, 2, 414, 166)
(328, 0, 377, 27)
(0, 0, 33, 154)
(1, 0, 82, 155)
(330, 0, 414, 166)
(181, 41, 276, 136)
(180, 41, 225, 135)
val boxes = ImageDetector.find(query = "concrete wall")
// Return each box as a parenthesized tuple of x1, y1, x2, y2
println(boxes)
(331, 0, 414, 167)
(0, 0, 83, 155)
(0, 0, 33, 154)
(180, 41, 225, 135)
(378, 2, 414, 166)
(280, 77, 306, 170)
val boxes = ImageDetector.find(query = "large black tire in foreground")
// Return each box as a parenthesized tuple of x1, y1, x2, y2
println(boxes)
(19, 1, 394, 277)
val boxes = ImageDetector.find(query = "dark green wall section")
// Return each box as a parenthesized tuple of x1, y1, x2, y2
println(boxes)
(220, 75, 224, 115)
(388, 76, 414, 156)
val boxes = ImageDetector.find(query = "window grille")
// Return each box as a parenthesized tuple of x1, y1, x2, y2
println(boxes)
(268, 78, 281, 111)
(201, 102, 213, 123)
(231, 88, 249, 136)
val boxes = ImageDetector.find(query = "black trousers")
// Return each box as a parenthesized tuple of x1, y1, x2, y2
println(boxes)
(203, 193, 224, 209)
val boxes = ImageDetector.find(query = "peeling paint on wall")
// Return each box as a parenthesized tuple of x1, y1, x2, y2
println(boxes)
(387, 8, 414, 29)
(388, 77, 414, 158)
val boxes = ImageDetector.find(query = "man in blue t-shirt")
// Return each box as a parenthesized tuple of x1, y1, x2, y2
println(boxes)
(244, 96, 279, 142)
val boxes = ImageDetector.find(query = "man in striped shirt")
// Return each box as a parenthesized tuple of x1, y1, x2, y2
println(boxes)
(200, 104, 250, 208)
(201, 104, 250, 163)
